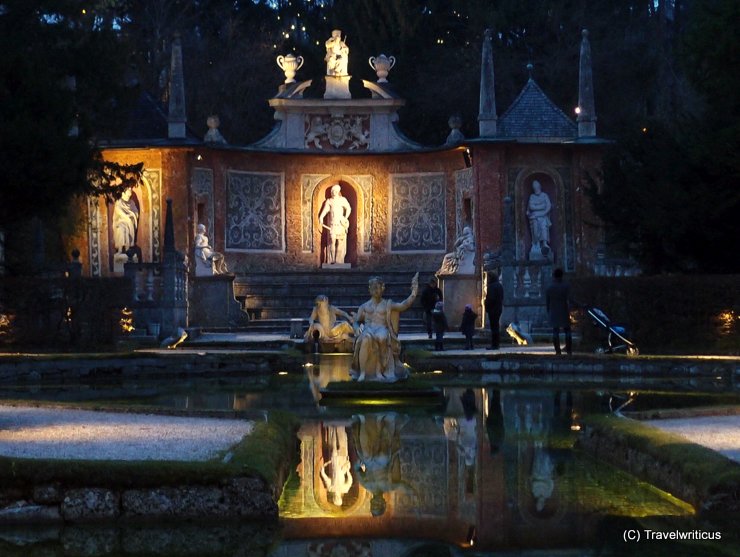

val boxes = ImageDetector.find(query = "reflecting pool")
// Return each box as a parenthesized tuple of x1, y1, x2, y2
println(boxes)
(0, 354, 738, 556)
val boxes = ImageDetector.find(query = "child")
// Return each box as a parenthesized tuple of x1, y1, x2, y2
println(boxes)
(459, 304, 478, 350)
(432, 301, 449, 351)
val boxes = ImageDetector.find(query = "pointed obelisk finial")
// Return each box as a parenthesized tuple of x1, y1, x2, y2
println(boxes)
(478, 29, 498, 137)
(577, 29, 596, 137)
(168, 33, 187, 139)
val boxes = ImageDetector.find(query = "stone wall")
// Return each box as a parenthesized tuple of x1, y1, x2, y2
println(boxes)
(0, 477, 277, 524)
(577, 418, 740, 513)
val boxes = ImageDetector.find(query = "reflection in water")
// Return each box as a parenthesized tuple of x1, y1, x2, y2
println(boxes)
(353, 412, 410, 517)
(321, 424, 353, 506)
(281, 367, 695, 553)
(6, 354, 727, 557)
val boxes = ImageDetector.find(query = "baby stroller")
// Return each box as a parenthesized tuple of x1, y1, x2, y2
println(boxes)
(587, 307, 639, 356)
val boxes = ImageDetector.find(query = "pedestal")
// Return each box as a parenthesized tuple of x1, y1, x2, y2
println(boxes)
(321, 263, 351, 270)
(190, 274, 249, 328)
(324, 76, 352, 99)
(438, 274, 481, 329)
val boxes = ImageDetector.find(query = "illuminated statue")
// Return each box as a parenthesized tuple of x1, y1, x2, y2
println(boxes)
(438, 225, 475, 275)
(112, 188, 139, 254)
(194, 224, 228, 275)
(304, 294, 354, 343)
(325, 29, 349, 76)
(318, 184, 352, 265)
(350, 273, 418, 382)
(526, 180, 552, 258)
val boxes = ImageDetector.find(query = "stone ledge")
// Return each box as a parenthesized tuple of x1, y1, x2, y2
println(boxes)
(0, 477, 277, 524)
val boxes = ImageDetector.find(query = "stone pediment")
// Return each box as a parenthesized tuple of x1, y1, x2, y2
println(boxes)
(253, 79, 421, 152)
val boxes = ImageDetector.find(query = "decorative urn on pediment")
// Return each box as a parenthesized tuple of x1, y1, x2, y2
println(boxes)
(276, 53, 304, 83)
(368, 54, 396, 83)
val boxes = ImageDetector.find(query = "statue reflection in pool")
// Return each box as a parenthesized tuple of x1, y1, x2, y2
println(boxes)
(350, 273, 419, 382)
(352, 412, 410, 517)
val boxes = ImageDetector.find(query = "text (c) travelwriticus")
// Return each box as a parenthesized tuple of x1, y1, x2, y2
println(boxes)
(622, 529, 722, 542)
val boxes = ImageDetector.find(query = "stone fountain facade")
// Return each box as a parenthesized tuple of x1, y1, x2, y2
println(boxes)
(66, 28, 615, 332)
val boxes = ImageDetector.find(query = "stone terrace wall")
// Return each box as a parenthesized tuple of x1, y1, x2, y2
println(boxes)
(0, 477, 278, 524)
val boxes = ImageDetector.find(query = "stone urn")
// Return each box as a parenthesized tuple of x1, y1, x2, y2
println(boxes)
(276, 53, 304, 83)
(368, 54, 396, 83)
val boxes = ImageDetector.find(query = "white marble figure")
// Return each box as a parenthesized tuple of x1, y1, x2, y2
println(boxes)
(319, 425, 353, 507)
(112, 188, 139, 255)
(438, 225, 476, 275)
(194, 224, 228, 276)
(526, 180, 552, 259)
(350, 273, 418, 382)
(325, 29, 349, 76)
(318, 184, 352, 265)
(304, 294, 354, 344)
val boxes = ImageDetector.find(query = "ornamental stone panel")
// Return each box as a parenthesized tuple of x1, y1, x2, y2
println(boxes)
(390, 173, 446, 252)
(226, 171, 285, 252)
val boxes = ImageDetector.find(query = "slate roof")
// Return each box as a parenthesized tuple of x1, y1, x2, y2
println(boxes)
(497, 79, 577, 142)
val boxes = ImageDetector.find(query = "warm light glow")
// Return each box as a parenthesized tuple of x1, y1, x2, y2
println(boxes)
(196, 154, 203, 161)
(278, 371, 288, 376)
(715, 309, 737, 336)
(574, 106, 581, 114)
(119, 307, 134, 333)
(0, 313, 14, 337)
(432, 370, 444, 374)
(642, 127, 648, 133)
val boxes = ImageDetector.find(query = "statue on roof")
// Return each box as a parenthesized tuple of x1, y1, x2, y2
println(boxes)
(325, 30, 349, 76)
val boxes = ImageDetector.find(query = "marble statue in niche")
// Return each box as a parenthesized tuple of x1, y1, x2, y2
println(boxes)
(318, 184, 352, 265)
(438, 225, 475, 275)
(194, 224, 228, 276)
(350, 273, 418, 382)
(111, 188, 140, 272)
(112, 188, 139, 256)
(526, 180, 552, 260)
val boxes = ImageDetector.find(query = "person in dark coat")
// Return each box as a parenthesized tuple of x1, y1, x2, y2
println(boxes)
(459, 304, 478, 350)
(420, 277, 443, 339)
(431, 301, 449, 351)
(484, 271, 504, 350)
(545, 268, 572, 355)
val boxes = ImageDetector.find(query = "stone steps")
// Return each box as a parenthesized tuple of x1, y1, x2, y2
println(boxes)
(234, 270, 435, 330)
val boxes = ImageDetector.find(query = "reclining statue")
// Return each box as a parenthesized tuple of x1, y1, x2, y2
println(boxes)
(305, 295, 354, 344)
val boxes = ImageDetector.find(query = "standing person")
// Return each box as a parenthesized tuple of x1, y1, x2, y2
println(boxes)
(431, 301, 448, 351)
(459, 304, 478, 350)
(546, 268, 572, 355)
(484, 271, 504, 350)
(420, 278, 443, 339)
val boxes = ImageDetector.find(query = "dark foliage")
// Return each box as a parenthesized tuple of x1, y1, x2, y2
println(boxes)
(571, 275, 740, 354)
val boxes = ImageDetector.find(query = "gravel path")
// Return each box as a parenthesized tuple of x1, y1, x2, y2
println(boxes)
(0, 405, 254, 462)
(645, 415, 740, 463)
